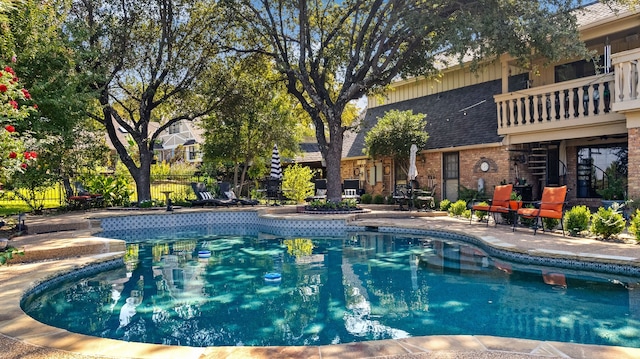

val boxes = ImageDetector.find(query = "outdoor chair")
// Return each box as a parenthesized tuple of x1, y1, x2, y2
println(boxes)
(219, 182, 258, 206)
(75, 182, 104, 207)
(190, 182, 234, 207)
(515, 185, 567, 235)
(306, 178, 327, 202)
(392, 184, 410, 210)
(265, 178, 284, 205)
(63, 179, 93, 210)
(341, 179, 361, 202)
(416, 182, 437, 210)
(470, 184, 512, 226)
(513, 186, 567, 236)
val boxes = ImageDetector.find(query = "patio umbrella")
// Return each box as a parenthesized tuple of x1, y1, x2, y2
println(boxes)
(270, 144, 283, 179)
(408, 144, 418, 181)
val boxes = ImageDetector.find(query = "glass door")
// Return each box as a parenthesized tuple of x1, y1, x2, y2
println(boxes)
(443, 152, 459, 201)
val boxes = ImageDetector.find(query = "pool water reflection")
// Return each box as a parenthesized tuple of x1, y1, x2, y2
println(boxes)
(22, 231, 640, 348)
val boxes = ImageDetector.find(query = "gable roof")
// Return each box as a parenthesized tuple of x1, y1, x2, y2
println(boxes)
(348, 79, 503, 158)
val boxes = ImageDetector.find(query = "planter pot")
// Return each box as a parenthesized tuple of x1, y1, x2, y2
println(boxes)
(0, 238, 8, 250)
(509, 200, 522, 210)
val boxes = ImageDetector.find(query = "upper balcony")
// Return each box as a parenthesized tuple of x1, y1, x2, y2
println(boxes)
(494, 48, 639, 144)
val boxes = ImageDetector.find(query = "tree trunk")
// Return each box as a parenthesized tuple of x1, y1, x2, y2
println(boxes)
(325, 123, 345, 202)
(135, 148, 153, 202)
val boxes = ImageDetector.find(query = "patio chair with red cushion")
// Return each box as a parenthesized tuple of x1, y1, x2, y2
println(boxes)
(516, 185, 567, 235)
(470, 184, 513, 226)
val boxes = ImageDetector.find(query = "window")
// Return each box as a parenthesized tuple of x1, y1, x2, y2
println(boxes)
(187, 145, 201, 161)
(555, 56, 603, 83)
(168, 122, 181, 134)
(576, 145, 627, 198)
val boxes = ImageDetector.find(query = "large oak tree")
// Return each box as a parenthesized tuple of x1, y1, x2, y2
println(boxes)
(65, 0, 232, 201)
(222, 0, 628, 201)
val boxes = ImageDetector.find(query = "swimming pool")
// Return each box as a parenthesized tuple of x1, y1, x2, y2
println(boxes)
(22, 226, 640, 348)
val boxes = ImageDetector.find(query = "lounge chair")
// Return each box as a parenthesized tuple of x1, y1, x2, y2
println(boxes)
(515, 185, 567, 235)
(190, 183, 235, 207)
(305, 179, 327, 202)
(470, 184, 512, 226)
(219, 182, 259, 206)
(342, 179, 361, 202)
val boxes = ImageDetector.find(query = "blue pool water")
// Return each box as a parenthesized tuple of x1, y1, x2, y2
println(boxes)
(22, 229, 640, 348)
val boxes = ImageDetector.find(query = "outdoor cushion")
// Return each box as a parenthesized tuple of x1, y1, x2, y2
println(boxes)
(200, 191, 213, 200)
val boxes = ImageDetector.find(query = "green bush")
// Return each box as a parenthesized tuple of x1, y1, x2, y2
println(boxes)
(590, 204, 626, 239)
(628, 209, 640, 243)
(282, 164, 314, 204)
(373, 194, 385, 204)
(518, 204, 537, 227)
(473, 201, 489, 221)
(542, 217, 560, 231)
(564, 205, 591, 236)
(459, 185, 486, 202)
(439, 199, 451, 211)
(360, 193, 372, 204)
(448, 200, 467, 217)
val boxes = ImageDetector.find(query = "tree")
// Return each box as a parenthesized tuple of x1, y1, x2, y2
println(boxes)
(202, 54, 302, 194)
(222, 0, 625, 201)
(64, 0, 232, 202)
(5, 0, 107, 184)
(364, 110, 429, 177)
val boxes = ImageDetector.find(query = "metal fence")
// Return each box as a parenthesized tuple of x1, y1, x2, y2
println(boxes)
(0, 175, 211, 209)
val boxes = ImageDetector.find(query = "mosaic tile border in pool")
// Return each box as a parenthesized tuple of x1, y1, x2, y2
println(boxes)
(373, 226, 640, 276)
(99, 211, 640, 276)
(99, 211, 361, 241)
(21, 258, 125, 307)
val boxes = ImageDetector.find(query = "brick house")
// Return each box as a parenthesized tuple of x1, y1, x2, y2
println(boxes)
(340, 2, 640, 205)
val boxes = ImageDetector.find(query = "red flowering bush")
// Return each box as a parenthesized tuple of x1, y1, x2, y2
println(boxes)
(0, 64, 37, 181)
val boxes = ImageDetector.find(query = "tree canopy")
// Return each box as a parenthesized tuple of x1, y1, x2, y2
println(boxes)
(364, 109, 429, 176)
(63, 0, 233, 201)
(221, 0, 618, 200)
(202, 54, 303, 193)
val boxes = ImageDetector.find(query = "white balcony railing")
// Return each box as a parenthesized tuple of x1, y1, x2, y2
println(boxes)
(612, 48, 640, 113)
(495, 48, 640, 136)
(495, 74, 618, 135)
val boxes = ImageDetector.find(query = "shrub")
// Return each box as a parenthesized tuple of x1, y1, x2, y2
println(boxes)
(473, 201, 488, 221)
(282, 164, 314, 204)
(360, 193, 372, 204)
(459, 185, 486, 202)
(448, 200, 467, 217)
(462, 209, 472, 219)
(564, 205, 591, 236)
(518, 204, 537, 227)
(590, 204, 626, 239)
(542, 217, 560, 231)
(439, 199, 451, 211)
(628, 209, 640, 243)
(373, 194, 385, 204)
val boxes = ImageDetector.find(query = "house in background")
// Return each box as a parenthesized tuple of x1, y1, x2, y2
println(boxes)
(341, 2, 640, 206)
(105, 119, 204, 166)
(154, 120, 204, 164)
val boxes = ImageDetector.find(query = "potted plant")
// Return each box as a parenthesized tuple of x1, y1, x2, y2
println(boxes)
(509, 191, 522, 210)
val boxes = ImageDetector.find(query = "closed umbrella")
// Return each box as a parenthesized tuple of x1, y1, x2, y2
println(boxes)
(408, 144, 418, 181)
(270, 144, 283, 179)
